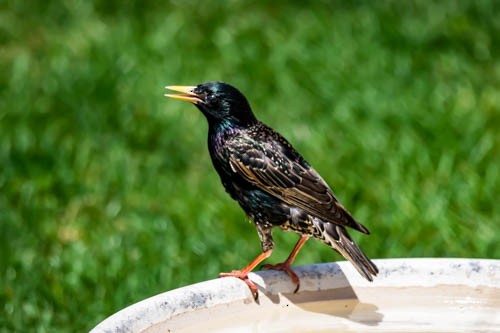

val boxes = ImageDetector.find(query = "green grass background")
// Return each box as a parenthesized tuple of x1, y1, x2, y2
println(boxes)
(1, 1, 498, 331)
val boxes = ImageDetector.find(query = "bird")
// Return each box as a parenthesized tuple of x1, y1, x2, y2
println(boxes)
(164, 82, 378, 300)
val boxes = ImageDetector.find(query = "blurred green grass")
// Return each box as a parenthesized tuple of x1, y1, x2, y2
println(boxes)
(1, 0, 498, 331)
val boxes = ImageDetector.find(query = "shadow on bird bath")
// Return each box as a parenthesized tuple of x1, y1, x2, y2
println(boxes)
(254, 262, 384, 327)
(285, 289, 383, 326)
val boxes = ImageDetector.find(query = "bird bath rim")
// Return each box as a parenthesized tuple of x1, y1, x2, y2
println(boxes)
(90, 258, 500, 333)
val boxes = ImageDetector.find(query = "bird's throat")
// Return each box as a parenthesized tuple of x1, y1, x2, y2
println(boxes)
(208, 119, 241, 152)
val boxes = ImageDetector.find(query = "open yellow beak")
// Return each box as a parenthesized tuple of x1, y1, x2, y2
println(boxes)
(164, 85, 203, 104)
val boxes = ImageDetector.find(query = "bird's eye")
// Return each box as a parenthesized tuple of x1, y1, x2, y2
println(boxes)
(207, 94, 218, 105)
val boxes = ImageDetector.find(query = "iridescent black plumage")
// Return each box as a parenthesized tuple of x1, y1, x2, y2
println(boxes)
(165, 82, 378, 298)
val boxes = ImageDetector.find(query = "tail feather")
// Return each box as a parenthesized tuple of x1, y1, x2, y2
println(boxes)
(312, 219, 378, 281)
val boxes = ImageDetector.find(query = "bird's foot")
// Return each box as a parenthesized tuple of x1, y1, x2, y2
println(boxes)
(261, 262, 300, 293)
(219, 270, 259, 300)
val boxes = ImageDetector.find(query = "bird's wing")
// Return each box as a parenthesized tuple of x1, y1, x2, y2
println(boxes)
(227, 138, 369, 234)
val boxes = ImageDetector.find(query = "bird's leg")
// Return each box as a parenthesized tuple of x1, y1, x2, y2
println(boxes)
(262, 235, 309, 293)
(219, 249, 272, 300)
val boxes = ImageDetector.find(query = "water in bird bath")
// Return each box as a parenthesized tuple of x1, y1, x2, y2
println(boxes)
(162, 285, 498, 333)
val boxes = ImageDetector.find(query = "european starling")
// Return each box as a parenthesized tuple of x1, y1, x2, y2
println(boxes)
(165, 82, 378, 299)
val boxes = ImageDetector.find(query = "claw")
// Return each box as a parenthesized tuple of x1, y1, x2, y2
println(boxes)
(219, 270, 259, 300)
(262, 262, 301, 293)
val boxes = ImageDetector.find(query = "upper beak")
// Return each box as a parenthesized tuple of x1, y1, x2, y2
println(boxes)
(164, 85, 203, 104)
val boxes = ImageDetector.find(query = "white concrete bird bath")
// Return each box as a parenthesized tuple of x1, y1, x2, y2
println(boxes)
(90, 258, 499, 332)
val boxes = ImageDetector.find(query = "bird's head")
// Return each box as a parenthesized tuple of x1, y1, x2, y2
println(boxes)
(165, 81, 257, 127)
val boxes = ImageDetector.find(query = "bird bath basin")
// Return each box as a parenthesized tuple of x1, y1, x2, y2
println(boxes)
(90, 258, 499, 332)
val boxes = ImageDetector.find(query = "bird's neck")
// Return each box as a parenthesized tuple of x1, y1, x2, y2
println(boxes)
(209, 119, 254, 157)
(209, 119, 241, 144)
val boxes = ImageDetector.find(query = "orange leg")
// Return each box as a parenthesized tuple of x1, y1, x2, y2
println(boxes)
(219, 249, 272, 300)
(262, 236, 309, 293)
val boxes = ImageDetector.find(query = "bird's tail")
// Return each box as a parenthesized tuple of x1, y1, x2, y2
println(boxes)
(312, 219, 378, 281)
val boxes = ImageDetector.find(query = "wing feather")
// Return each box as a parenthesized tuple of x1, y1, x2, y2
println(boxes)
(227, 138, 369, 233)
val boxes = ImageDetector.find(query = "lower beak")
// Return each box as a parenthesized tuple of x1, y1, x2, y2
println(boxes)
(164, 85, 203, 104)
